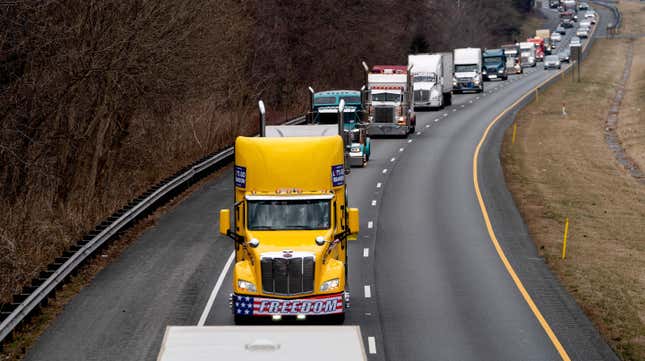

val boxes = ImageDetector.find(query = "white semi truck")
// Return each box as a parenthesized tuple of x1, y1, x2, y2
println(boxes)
(408, 53, 453, 109)
(519, 42, 537, 68)
(452, 48, 483, 93)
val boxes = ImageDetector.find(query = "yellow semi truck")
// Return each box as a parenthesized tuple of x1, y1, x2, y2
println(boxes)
(219, 102, 359, 324)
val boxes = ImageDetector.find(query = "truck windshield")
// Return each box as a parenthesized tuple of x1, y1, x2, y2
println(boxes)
(371, 92, 401, 102)
(413, 74, 436, 83)
(314, 97, 336, 105)
(315, 112, 358, 124)
(247, 199, 331, 230)
(484, 56, 503, 64)
(454, 64, 478, 72)
(340, 96, 361, 105)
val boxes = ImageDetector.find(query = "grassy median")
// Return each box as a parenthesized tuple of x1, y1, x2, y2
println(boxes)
(501, 3, 645, 360)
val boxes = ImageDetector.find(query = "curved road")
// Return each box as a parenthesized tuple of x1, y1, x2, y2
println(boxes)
(25, 5, 619, 361)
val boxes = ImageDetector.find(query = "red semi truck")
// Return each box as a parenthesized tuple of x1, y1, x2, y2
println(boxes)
(527, 38, 545, 62)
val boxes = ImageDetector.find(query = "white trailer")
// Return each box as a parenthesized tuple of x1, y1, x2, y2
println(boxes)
(408, 53, 453, 109)
(156, 326, 368, 361)
(452, 48, 483, 93)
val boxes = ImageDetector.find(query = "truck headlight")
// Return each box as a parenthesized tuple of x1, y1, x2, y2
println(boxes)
(529, 56, 535, 62)
(238, 279, 256, 292)
(474, 77, 480, 85)
(452, 77, 457, 85)
(482, 69, 487, 75)
(320, 278, 340, 291)
(498, 69, 504, 74)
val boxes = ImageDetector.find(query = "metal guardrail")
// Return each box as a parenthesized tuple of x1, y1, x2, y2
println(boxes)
(591, 0, 622, 34)
(0, 115, 306, 346)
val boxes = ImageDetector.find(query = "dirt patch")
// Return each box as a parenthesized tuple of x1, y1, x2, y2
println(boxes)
(502, 35, 645, 361)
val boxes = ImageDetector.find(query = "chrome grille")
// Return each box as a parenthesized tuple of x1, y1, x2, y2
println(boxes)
(373, 106, 395, 123)
(261, 255, 314, 295)
(414, 90, 430, 103)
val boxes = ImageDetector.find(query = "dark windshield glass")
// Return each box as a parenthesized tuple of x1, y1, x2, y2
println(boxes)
(372, 92, 401, 102)
(314, 96, 337, 105)
(340, 96, 360, 104)
(248, 199, 331, 230)
(454, 64, 478, 72)
(484, 56, 503, 64)
(413, 74, 437, 83)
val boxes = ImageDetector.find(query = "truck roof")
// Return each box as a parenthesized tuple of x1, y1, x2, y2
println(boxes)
(483, 49, 504, 57)
(370, 65, 407, 74)
(313, 90, 361, 106)
(235, 136, 345, 192)
(407, 54, 441, 73)
(453, 48, 482, 63)
(157, 326, 367, 361)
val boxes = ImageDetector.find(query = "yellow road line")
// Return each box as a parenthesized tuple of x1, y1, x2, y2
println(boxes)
(473, 72, 571, 360)
(471, 10, 601, 361)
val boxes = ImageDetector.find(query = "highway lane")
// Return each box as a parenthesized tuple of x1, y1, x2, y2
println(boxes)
(24, 6, 617, 361)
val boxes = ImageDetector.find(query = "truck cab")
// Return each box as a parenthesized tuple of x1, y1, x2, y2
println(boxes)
(519, 42, 537, 68)
(501, 44, 523, 75)
(528, 38, 545, 62)
(482, 49, 507, 81)
(220, 104, 359, 324)
(363, 65, 415, 137)
(452, 47, 483, 93)
(310, 90, 371, 167)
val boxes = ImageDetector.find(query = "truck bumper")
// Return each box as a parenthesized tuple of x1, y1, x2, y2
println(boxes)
(453, 84, 483, 92)
(231, 292, 347, 318)
(349, 153, 365, 167)
(414, 99, 442, 108)
(367, 123, 409, 136)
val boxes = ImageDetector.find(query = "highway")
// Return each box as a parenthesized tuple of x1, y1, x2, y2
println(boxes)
(24, 4, 619, 361)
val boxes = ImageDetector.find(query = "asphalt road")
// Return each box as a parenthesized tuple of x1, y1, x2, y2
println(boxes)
(25, 5, 619, 361)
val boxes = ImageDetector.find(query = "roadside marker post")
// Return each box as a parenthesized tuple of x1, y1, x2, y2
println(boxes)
(561, 218, 569, 259)
(535, 88, 539, 103)
(562, 102, 567, 117)
(511, 122, 518, 145)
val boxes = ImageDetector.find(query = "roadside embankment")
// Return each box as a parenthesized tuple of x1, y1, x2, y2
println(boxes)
(501, 3, 645, 359)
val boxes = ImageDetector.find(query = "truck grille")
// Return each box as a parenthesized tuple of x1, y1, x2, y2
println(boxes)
(373, 106, 395, 123)
(261, 255, 315, 295)
(414, 90, 430, 103)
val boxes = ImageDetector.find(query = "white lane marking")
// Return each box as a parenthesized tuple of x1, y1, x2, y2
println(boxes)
(399, 147, 404, 152)
(198, 251, 235, 326)
(425, 124, 430, 128)
(371, 200, 376, 206)
(461, 104, 465, 108)
(407, 139, 413, 143)
(376, 182, 382, 188)
(416, 131, 421, 135)
(363, 248, 369, 257)
(434, 118, 439, 122)
(382, 168, 388, 174)
(476, 96, 480, 100)
(390, 157, 396, 162)
(453, 108, 457, 112)
(368, 337, 377, 354)
(364, 285, 372, 298)
(443, 113, 448, 117)
(469, 100, 473, 103)
(368, 221, 373, 229)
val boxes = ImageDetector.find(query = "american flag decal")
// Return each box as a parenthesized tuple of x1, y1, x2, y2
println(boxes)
(233, 294, 344, 316)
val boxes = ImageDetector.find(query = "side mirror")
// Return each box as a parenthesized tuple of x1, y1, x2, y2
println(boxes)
(219, 209, 230, 235)
(348, 208, 359, 240)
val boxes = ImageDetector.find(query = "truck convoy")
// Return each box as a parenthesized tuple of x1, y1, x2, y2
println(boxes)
(501, 43, 523, 74)
(452, 47, 483, 93)
(482, 48, 507, 81)
(519, 42, 537, 67)
(220, 102, 359, 324)
(527, 37, 545, 61)
(535, 29, 552, 55)
(363, 64, 415, 136)
(407, 53, 453, 109)
(309, 90, 371, 167)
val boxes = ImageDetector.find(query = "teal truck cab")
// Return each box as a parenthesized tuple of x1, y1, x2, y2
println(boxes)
(309, 90, 371, 167)
(482, 49, 507, 81)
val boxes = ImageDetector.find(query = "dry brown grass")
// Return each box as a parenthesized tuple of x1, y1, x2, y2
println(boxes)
(502, 36, 645, 360)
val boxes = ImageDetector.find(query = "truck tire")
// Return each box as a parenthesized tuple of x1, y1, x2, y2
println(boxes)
(234, 314, 251, 325)
(444, 93, 452, 106)
(328, 312, 346, 325)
